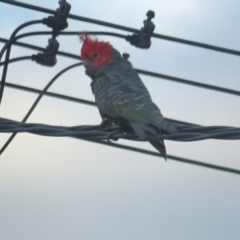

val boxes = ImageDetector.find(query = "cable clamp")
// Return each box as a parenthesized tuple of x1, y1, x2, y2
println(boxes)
(32, 36, 59, 66)
(126, 10, 155, 49)
(43, 0, 71, 31)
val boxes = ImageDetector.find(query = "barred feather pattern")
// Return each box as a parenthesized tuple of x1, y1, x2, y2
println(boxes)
(84, 48, 178, 158)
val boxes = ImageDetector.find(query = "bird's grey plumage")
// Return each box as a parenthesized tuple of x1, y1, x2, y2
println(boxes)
(84, 49, 177, 158)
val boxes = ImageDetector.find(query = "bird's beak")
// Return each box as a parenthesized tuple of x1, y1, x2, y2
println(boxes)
(82, 59, 90, 68)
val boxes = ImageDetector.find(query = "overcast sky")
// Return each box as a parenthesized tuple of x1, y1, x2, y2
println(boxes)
(1, 0, 240, 239)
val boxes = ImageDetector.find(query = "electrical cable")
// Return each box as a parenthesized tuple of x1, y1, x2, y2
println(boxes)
(1, 118, 240, 141)
(2, 81, 196, 127)
(0, 56, 32, 66)
(0, 20, 43, 60)
(0, 62, 82, 155)
(0, 31, 126, 54)
(1, 0, 240, 56)
(0, 1, 239, 176)
(0, 52, 227, 126)
(0, 52, 197, 127)
(0, 54, 223, 127)
(1, 117, 240, 176)
(1, 37, 240, 97)
(0, 19, 43, 105)
(0, 37, 79, 60)
(1, 59, 240, 176)
(1, 56, 239, 177)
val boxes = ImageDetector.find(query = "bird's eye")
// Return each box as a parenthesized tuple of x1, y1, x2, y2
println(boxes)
(93, 53, 98, 58)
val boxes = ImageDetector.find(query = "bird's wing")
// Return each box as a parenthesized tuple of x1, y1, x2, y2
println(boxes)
(96, 70, 164, 125)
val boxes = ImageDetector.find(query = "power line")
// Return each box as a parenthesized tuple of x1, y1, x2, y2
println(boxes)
(0, 1, 239, 176)
(1, 37, 240, 97)
(1, 81, 199, 127)
(0, 56, 32, 66)
(1, 31, 126, 56)
(4, 82, 96, 107)
(1, 0, 240, 56)
(0, 62, 82, 155)
(2, 116, 240, 141)
(2, 59, 239, 175)
(0, 37, 79, 60)
(87, 139, 240, 175)
(0, 20, 43, 104)
(1, 117, 240, 176)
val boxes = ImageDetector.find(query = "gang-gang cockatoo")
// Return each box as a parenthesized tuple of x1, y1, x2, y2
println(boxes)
(80, 34, 177, 159)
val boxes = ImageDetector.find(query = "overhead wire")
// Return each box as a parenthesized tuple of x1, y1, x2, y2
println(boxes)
(1, 0, 240, 56)
(2, 81, 196, 127)
(1, 58, 240, 176)
(0, 62, 82, 155)
(1, 56, 240, 176)
(0, 37, 79, 60)
(0, 19, 43, 104)
(1, 117, 240, 176)
(0, 56, 32, 66)
(0, 0, 239, 176)
(1, 37, 240, 97)
(0, 54, 236, 129)
(0, 31, 126, 57)
(1, 116, 240, 141)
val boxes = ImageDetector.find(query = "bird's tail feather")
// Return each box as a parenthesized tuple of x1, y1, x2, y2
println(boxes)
(130, 122, 167, 159)
(149, 140, 166, 160)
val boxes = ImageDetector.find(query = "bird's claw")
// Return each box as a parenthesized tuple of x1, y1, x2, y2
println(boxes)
(106, 130, 120, 142)
(99, 118, 112, 131)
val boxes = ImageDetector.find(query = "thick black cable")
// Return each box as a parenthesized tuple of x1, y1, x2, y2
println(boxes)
(2, 119, 240, 140)
(0, 19, 43, 105)
(0, 62, 82, 155)
(1, 37, 240, 97)
(1, 117, 240, 175)
(1, 0, 240, 56)
(1, 118, 240, 141)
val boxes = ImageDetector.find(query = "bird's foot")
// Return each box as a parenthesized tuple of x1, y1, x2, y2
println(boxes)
(99, 118, 112, 131)
(106, 129, 122, 142)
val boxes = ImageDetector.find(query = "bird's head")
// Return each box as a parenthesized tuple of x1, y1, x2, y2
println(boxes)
(80, 33, 114, 67)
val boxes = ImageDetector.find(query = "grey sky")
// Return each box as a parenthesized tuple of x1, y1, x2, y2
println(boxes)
(0, 0, 240, 239)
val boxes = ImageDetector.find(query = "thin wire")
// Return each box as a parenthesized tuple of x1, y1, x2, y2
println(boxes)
(0, 19, 43, 104)
(86, 139, 240, 175)
(136, 69, 240, 97)
(0, 20, 43, 60)
(1, 31, 126, 56)
(13, 31, 126, 48)
(0, 56, 32, 66)
(1, 0, 240, 56)
(0, 55, 196, 127)
(0, 2, 239, 178)
(1, 37, 240, 97)
(1, 59, 240, 175)
(2, 82, 197, 127)
(0, 62, 82, 155)
(0, 37, 79, 60)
